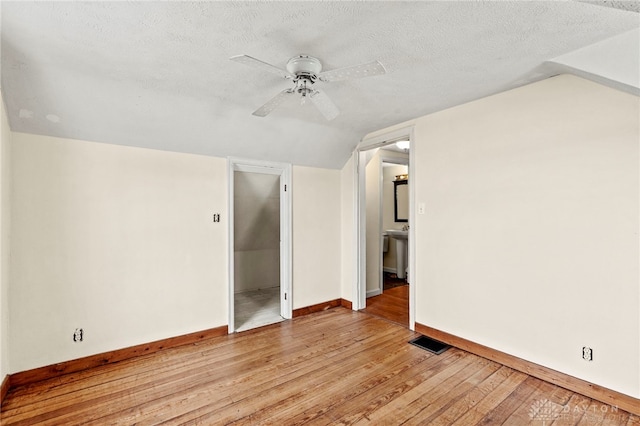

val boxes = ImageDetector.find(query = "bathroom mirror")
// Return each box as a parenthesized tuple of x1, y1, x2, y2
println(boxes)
(394, 179, 408, 222)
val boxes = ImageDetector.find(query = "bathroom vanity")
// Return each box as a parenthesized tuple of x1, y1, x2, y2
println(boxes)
(386, 229, 408, 280)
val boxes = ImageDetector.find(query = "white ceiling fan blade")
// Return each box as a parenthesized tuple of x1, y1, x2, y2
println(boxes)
(318, 60, 386, 82)
(310, 90, 339, 121)
(230, 55, 294, 80)
(252, 89, 294, 117)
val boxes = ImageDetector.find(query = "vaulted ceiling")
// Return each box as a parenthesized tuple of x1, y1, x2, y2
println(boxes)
(1, 1, 638, 169)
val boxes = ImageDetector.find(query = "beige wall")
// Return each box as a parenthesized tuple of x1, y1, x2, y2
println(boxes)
(234, 171, 280, 292)
(8, 133, 344, 373)
(411, 75, 639, 397)
(0, 90, 11, 380)
(10, 133, 229, 373)
(292, 166, 342, 309)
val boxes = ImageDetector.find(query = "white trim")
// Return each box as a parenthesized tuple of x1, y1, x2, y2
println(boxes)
(352, 153, 361, 310)
(356, 150, 367, 310)
(359, 126, 415, 151)
(380, 156, 409, 166)
(227, 158, 292, 332)
(227, 160, 235, 333)
(280, 164, 292, 320)
(383, 266, 397, 274)
(230, 158, 288, 175)
(408, 127, 416, 331)
(366, 289, 382, 298)
(376, 158, 384, 296)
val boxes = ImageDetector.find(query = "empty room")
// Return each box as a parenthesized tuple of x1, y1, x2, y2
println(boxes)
(0, 1, 639, 424)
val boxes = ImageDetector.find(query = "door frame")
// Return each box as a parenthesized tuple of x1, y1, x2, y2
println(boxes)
(354, 126, 415, 330)
(228, 158, 292, 333)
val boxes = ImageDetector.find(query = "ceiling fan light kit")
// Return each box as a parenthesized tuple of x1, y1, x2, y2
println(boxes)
(230, 54, 386, 120)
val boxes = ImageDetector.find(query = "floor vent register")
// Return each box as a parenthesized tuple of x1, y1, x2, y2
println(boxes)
(409, 336, 450, 354)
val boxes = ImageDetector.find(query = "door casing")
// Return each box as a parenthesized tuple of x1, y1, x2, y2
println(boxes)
(228, 158, 292, 333)
(354, 126, 415, 330)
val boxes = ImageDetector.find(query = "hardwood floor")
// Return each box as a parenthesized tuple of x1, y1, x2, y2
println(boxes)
(363, 284, 409, 327)
(2, 308, 637, 425)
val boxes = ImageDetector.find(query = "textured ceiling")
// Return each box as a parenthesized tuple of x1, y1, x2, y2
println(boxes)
(1, 1, 639, 169)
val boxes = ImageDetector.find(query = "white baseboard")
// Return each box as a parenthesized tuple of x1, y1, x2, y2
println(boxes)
(366, 289, 382, 298)
(383, 267, 396, 274)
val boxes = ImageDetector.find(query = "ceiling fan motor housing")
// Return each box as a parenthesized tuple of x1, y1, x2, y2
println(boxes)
(286, 55, 322, 78)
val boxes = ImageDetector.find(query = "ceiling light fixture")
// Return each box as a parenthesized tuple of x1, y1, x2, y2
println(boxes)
(395, 140, 410, 151)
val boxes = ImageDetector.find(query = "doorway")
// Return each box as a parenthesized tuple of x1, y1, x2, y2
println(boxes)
(355, 127, 415, 329)
(228, 159, 292, 333)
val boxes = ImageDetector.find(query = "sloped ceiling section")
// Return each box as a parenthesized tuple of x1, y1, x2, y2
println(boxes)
(546, 28, 640, 95)
(1, 1, 639, 169)
(577, 0, 640, 13)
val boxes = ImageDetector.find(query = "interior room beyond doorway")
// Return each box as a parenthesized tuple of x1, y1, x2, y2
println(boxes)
(361, 139, 411, 327)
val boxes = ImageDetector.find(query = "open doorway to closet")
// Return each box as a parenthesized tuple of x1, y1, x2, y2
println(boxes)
(355, 127, 415, 330)
(228, 159, 292, 333)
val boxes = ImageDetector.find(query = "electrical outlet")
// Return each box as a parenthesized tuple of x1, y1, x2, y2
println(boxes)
(213, 213, 220, 223)
(73, 328, 83, 342)
(582, 346, 593, 361)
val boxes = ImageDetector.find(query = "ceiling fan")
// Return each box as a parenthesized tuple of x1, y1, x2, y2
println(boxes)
(230, 54, 387, 121)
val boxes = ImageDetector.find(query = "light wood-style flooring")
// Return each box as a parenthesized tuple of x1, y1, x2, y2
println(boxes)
(363, 284, 409, 327)
(2, 308, 637, 425)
